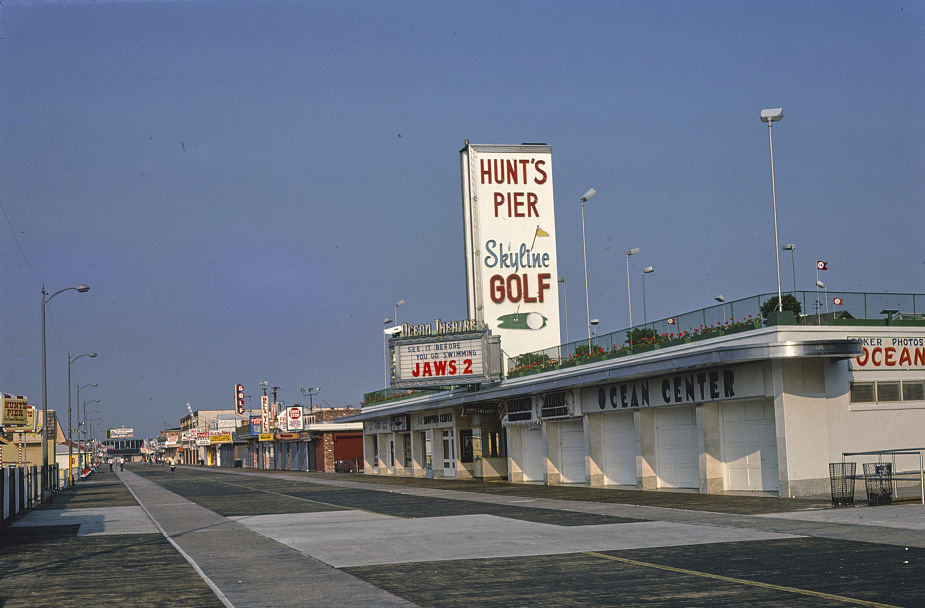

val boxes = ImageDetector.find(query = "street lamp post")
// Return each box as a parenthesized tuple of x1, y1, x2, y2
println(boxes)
(715, 295, 727, 323)
(625, 248, 640, 327)
(557, 277, 568, 345)
(382, 317, 393, 386)
(83, 401, 100, 470)
(760, 108, 784, 312)
(394, 299, 405, 325)
(782, 244, 796, 293)
(41, 284, 89, 500)
(67, 351, 97, 483)
(641, 266, 654, 325)
(300, 387, 321, 413)
(75, 383, 97, 474)
(816, 280, 829, 315)
(579, 188, 597, 349)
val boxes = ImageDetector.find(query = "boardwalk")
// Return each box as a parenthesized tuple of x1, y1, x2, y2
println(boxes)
(3, 464, 924, 607)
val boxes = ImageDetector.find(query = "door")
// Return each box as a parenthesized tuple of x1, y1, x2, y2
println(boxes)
(655, 406, 699, 489)
(521, 427, 546, 482)
(558, 420, 586, 484)
(723, 401, 778, 491)
(442, 429, 456, 477)
(602, 412, 636, 486)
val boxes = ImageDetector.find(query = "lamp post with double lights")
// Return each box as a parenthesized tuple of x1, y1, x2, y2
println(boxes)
(41, 283, 90, 499)
(625, 248, 640, 327)
(641, 266, 654, 325)
(760, 108, 785, 312)
(579, 188, 597, 348)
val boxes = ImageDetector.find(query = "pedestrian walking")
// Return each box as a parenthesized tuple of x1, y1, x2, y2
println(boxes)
(119, 457, 124, 471)
(170, 457, 176, 473)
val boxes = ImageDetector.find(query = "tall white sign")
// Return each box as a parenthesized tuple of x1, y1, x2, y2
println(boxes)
(460, 143, 561, 360)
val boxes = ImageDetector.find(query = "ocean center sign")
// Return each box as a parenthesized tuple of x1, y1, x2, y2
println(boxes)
(460, 143, 561, 360)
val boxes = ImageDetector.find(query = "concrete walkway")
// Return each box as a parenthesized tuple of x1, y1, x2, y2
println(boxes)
(117, 469, 418, 608)
(5, 465, 925, 607)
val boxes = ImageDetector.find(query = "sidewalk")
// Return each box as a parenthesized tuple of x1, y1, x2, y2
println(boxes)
(4, 465, 924, 608)
(0, 468, 225, 608)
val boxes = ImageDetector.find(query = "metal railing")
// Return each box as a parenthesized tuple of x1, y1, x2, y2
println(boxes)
(507, 291, 924, 377)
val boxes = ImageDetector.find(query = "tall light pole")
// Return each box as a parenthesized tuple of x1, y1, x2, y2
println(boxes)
(83, 401, 100, 470)
(75, 382, 97, 473)
(67, 350, 97, 483)
(394, 299, 405, 325)
(761, 108, 784, 312)
(41, 283, 89, 500)
(300, 387, 320, 413)
(625, 248, 640, 327)
(557, 277, 568, 345)
(579, 188, 596, 349)
(816, 280, 829, 315)
(715, 295, 727, 323)
(641, 266, 654, 325)
(382, 317, 393, 386)
(782, 244, 796, 293)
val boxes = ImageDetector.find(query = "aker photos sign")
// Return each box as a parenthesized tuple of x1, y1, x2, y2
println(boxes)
(391, 329, 502, 389)
(460, 143, 561, 360)
(850, 336, 925, 371)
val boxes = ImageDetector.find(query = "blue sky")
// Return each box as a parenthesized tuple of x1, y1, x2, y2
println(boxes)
(1, 0, 922, 439)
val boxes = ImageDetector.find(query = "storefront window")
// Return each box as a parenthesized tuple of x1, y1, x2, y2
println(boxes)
(904, 381, 925, 401)
(402, 433, 412, 467)
(482, 430, 506, 458)
(851, 381, 925, 404)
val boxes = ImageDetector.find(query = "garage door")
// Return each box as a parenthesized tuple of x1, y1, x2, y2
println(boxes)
(602, 413, 636, 486)
(723, 401, 778, 491)
(655, 406, 699, 489)
(559, 420, 586, 484)
(521, 428, 546, 482)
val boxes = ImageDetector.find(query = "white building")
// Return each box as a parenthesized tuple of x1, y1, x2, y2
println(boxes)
(351, 297, 925, 499)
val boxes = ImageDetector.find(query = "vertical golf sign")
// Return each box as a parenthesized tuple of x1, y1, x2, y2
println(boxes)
(460, 143, 561, 359)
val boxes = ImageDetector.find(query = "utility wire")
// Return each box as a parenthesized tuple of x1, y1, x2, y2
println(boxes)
(0, 196, 42, 286)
